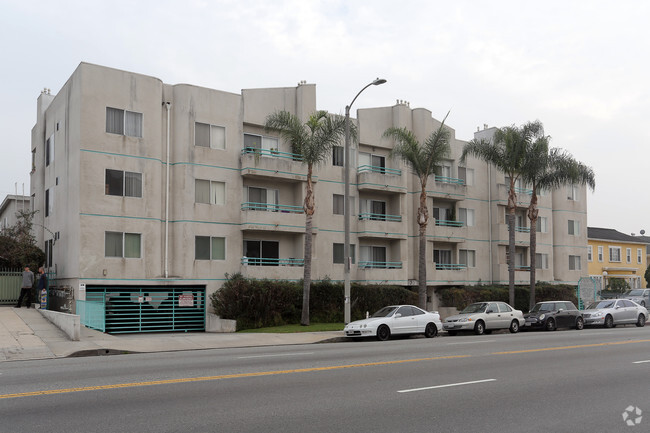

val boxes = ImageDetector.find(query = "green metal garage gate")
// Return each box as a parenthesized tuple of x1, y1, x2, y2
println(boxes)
(78, 286, 206, 334)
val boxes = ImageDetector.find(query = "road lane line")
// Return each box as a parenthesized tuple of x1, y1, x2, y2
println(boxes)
(446, 340, 496, 345)
(398, 379, 496, 393)
(237, 352, 314, 359)
(492, 339, 650, 355)
(633, 360, 650, 364)
(0, 354, 470, 400)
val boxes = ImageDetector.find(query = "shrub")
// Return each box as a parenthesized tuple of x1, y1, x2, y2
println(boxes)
(607, 278, 630, 293)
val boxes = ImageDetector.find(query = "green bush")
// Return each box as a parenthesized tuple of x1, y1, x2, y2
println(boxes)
(607, 278, 630, 293)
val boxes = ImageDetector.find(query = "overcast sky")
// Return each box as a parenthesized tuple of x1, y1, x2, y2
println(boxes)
(1, 0, 648, 235)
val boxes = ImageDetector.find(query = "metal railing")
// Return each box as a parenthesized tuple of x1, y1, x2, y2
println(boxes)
(435, 263, 467, 270)
(76, 299, 106, 332)
(0, 268, 21, 304)
(241, 257, 304, 266)
(435, 175, 465, 185)
(358, 213, 402, 222)
(358, 261, 402, 269)
(514, 226, 530, 233)
(357, 165, 401, 176)
(435, 219, 464, 227)
(242, 147, 302, 161)
(241, 202, 304, 213)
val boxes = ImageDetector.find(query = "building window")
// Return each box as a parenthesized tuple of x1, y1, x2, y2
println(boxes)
(106, 107, 143, 138)
(598, 246, 604, 262)
(536, 217, 548, 233)
(333, 243, 356, 264)
(358, 152, 385, 173)
(459, 249, 476, 267)
(536, 253, 549, 269)
(567, 185, 579, 201)
(458, 208, 475, 227)
(46, 133, 54, 166)
(105, 232, 141, 258)
(568, 220, 580, 236)
(360, 245, 387, 265)
(195, 236, 226, 260)
(244, 186, 278, 210)
(359, 199, 387, 220)
(105, 170, 142, 197)
(587, 246, 593, 262)
(458, 167, 474, 186)
(45, 189, 51, 217)
(196, 180, 226, 205)
(195, 122, 225, 149)
(638, 248, 643, 264)
(44, 239, 54, 269)
(244, 133, 278, 153)
(332, 146, 344, 166)
(569, 255, 581, 270)
(626, 248, 632, 264)
(609, 246, 621, 262)
(434, 249, 452, 265)
(243, 239, 279, 266)
(333, 194, 344, 215)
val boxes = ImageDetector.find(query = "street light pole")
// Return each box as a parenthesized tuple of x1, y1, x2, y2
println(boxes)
(344, 78, 387, 324)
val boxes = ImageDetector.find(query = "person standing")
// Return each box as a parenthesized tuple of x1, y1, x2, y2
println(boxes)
(15, 266, 35, 308)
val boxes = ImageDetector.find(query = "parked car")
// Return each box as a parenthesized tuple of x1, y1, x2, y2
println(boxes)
(582, 299, 647, 328)
(524, 301, 584, 331)
(442, 301, 525, 336)
(621, 289, 650, 307)
(343, 305, 442, 341)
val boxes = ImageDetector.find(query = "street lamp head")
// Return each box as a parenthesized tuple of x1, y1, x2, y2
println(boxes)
(372, 78, 387, 86)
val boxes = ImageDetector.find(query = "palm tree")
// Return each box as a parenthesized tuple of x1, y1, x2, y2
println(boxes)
(461, 121, 543, 306)
(265, 110, 347, 326)
(522, 137, 595, 310)
(383, 113, 451, 309)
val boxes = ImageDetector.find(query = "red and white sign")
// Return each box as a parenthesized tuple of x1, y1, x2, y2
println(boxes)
(178, 294, 194, 307)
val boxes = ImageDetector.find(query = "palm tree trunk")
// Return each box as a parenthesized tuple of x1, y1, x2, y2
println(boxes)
(528, 191, 539, 311)
(301, 166, 315, 326)
(418, 185, 429, 310)
(507, 180, 517, 307)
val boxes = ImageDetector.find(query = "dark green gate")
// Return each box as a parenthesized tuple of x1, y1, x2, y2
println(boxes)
(84, 286, 206, 334)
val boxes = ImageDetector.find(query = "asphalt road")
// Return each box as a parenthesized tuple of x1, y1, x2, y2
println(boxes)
(2, 326, 650, 433)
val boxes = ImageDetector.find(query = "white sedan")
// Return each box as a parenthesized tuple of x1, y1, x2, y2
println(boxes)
(344, 305, 442, 341)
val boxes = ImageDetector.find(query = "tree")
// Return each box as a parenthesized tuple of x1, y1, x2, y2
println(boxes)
(265, 110, 347, 325)
(383, 113, 451, 309)
(461, 121, 543, 306)
(645, 266, 650, 288)
(0, 210, 45, 269)
(522, 134, 595, 309)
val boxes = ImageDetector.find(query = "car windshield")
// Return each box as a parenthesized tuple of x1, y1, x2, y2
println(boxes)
(371, 306, 398, 318)
(586, 300, 615, 310)
(627, 290, 644, 296)
(530, 303, 555, 312)
(461, 303, 487, 314)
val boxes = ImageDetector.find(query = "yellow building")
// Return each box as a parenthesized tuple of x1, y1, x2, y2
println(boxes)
(587, 227, 648, 290)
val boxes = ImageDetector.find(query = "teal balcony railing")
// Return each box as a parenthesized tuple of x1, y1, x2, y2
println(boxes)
(241, 202, 303, 213)
(435, 263, 467, 271)
(514, 226, 530, 233)
(241, 257, 304, 266)
(242, 147, 303, 161)
(358, 261, 403, 269)
(357, 165, 401, 176)
(514, 265, 531, 271)
(435, 219, 464, 227)
(358, 213, 402, 222)
(435, 175, 465, 185)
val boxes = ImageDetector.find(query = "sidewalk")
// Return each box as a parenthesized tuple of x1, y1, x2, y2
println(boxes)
(0, 306, 345, 362)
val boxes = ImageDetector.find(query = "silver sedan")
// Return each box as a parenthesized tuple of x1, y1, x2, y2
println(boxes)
(582, 299, 648, 328)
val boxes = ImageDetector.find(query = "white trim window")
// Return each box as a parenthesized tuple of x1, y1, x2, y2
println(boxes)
(626, 248, 632, 264)
(196, 180, 226, 205)
(195, 122, 225, 149)
(459, 249, 476, 267)
(458, 208, 475, 227)
(587, 245, 593, 262)
(106, 107, 143, 138)
(598, 246, 604, 262)
(568, 220, 580, 236)
(569, 255, 581, 270)
(105, 231, 141, 258)
(105, 169, 142, 198)
(195, 236, 225, 260)
(609, 246, 621, 262)
(638, 248, 643, 264)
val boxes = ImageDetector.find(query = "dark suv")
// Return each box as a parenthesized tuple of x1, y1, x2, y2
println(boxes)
(524, 301, 584, 331)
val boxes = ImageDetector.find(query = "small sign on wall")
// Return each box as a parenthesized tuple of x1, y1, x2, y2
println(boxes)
(78, 283, 86, 301)
(179, 293, 194, 307)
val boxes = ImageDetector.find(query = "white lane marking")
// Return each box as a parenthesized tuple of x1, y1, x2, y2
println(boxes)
(446, 340, 496, 345)
(398, 379, 496, 393)
(237, 352, 314, 359)
(633, 360, 650, 364)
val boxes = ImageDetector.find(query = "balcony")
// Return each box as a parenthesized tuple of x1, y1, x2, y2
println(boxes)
(358, 261, 403, 269)
(496, 224, 530, 246)
(241, 257, 304, 266)
(435, 263, 467, 271)
(432, 263, 468, 283)
(495, 184, 531, 207)
(240, 202, 308, 233)
(428, 176, 466, 201)
(357, 165, 406, 194)
(241, 256, 305, 280)
(356, 262, 406, 284)
(428, 220, 467, 243)
(240, 148, 313, 183)
(357, 213, 407, 240)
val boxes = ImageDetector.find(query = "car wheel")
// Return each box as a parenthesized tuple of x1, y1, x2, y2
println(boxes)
(545, 318, 556, 331)
(376, 325, 391, 341)
(447, 330, 458, 336)
(575, 317, 584, 330)
(509, 320, 519, 333)
(474, 320, 485, 335)
(637, 314, 646, 327)
(424, 323, 437, 338)
(604, 315, 614, 328)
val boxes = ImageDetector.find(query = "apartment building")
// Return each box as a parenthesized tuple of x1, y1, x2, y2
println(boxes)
(31, 63, 589, 332)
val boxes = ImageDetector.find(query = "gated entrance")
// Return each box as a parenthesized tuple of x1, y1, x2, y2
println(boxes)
(78, 286, 206, 334)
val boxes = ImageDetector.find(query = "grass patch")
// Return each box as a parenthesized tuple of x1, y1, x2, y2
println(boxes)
(238, 323, 344, 333)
